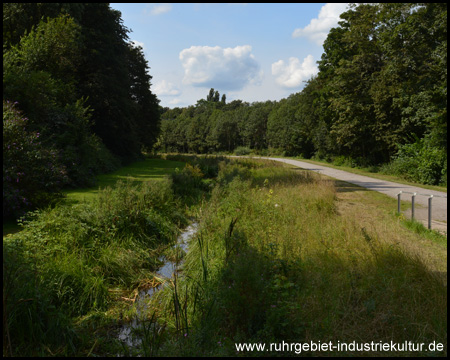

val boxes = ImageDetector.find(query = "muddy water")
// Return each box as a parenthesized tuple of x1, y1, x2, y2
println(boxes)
(118, 222, 199, 348)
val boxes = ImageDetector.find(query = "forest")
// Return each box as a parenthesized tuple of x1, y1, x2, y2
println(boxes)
(157, 3, 447, 186)
(3, 3, 160, 219)
(3, 3, 447, 220)
(3, 3, 447, 221)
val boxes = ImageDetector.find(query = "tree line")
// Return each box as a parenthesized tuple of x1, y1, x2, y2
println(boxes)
(157, 3, 447, 186)
(3, 3, 160, 218)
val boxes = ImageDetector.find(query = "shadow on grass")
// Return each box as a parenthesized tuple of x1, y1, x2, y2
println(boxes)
(334, 180, 370, 193)
(289, 170, 371, 194)
(167, 226, 447, 357)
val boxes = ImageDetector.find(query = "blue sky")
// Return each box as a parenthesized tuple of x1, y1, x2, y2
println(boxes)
(110, 3, 349, 108)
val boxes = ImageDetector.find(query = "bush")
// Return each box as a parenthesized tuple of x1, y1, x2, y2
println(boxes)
(234, 146, 251, 156)
(3, 101, 68, 219)
(48, 99, 120, 187)
(383, 137, 447, 185)
(171, 163, 205, 197)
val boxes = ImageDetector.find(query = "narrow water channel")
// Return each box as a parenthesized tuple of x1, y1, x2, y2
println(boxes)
(118, 222, 199, 348)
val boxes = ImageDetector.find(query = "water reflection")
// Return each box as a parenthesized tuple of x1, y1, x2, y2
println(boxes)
(118, 222, 198, 348)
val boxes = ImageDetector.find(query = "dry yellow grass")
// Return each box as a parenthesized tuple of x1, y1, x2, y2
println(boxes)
(333, 179, 447, 280)
(147, 158, 447, 356)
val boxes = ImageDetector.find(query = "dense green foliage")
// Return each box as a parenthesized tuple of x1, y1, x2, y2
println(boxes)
(3, 101, 67, 218)
(3, 3, 160, 219)
(3, 178, 188, 356)
(157, 3, 447, 185)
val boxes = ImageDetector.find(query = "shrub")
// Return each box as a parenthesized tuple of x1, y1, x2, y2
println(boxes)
(234, 146, 251, 156)
(48, 100, 120, 187)
(3, 101, 68, 219)
(383, 136, 447, 185)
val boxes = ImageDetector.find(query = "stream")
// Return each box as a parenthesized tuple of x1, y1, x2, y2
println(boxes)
(117, 222, 199, 348)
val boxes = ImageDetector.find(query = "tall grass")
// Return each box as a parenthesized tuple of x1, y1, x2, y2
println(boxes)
(3, 178, 188, 356)
(150, 158, 446, 357)
(4, 156, 446, 356)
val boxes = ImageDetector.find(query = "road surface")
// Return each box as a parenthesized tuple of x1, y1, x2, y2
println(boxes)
(245, 156, 447, 233)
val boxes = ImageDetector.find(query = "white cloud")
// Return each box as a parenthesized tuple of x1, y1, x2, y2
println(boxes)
(153, 80, 181, 96)
(292, 3, 348, 46)
(148, 3, 172, 16)
(272, 55, 318, 88)
(179, 45, 263, 91)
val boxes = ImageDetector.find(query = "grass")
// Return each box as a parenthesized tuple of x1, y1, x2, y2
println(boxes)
(400, 217, 447, 248)
(332, 179, 447, 272)
(144, 157, 447, 357)
(3, 157, 189, 356)
(64, 157, 185, 203)
(3, 156, 185, 237)
(3, 155, 447, 357)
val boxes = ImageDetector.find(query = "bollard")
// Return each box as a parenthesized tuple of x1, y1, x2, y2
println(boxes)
(397, 192, 401, 214)
(411, 193, 416, 220)
(428, 195, 433, 230)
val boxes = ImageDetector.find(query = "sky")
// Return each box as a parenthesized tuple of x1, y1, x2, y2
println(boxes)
(110, 3, 349, 108)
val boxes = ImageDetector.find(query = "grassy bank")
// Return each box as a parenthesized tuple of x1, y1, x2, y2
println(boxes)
(3, 155, 447, 356)
(144, 157, 447, 357)
(3, 156, 194, 356)
(2, 154, 229, 356)
(3, 179, 189, 356)
(2, 157, 186, 236)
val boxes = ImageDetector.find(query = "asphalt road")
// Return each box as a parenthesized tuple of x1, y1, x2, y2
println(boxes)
(245, 156, 447, 233)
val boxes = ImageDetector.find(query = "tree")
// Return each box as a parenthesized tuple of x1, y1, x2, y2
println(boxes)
(4, 3, 161, 160)
(3, 14, 119, 187)
(212, 110, 239, 152)
(207, 88, 215, 102)
(214, 90, 220, 102)
(242, 102, 270, 150)
(327, 4, 383, 163)
(3, 3, 85, 49)
(127, 43, 161, 151)
(3, 101, 67, 218)
(75, 3, 140, 159)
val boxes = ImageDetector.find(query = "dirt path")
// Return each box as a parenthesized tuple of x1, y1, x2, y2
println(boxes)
(243, 156, 447, 234)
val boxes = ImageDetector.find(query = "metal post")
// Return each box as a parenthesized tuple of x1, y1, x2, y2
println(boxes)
(411, 193, 416, 220)
(397, 191, 401, 214)
(428, 195, 433, 230)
